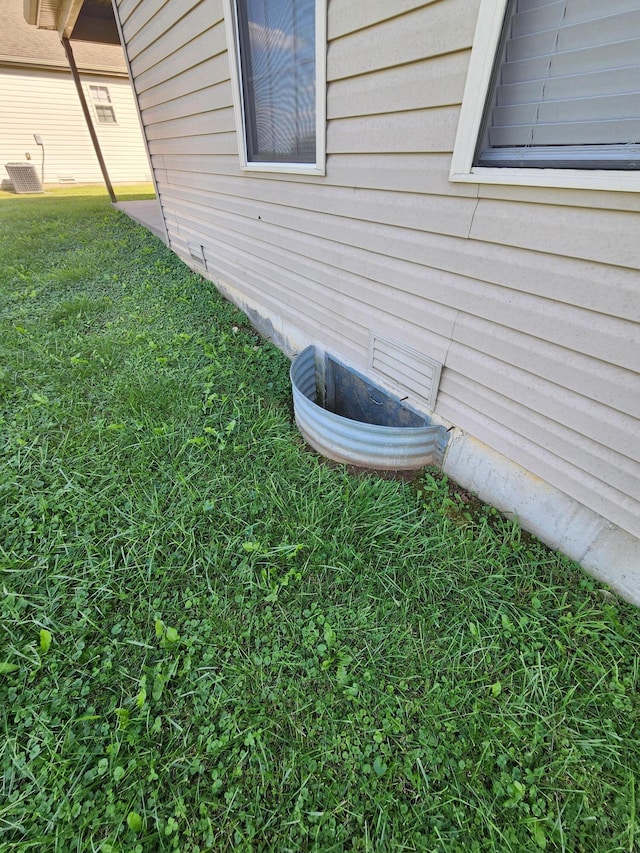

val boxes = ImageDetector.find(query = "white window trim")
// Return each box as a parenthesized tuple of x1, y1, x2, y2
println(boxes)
(223, 0, 326, 176)
(449, 0, 640, 193)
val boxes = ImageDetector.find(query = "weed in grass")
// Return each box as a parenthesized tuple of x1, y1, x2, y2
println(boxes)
(1, 188, 639, 852)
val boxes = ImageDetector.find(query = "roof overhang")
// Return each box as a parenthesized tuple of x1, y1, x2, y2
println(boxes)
(23, 0, 120, 44)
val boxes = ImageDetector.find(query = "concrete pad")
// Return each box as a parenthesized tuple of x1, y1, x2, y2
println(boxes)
(113, 199, 166, 242)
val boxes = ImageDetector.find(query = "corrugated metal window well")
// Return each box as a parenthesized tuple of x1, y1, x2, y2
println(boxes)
(290, 346, 448, 470)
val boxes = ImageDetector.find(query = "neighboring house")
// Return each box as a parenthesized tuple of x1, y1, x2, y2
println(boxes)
(1, 0, 150, 187)
(27, 1, 640, 602)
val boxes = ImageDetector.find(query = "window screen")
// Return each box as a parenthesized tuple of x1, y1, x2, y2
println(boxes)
(476, 0, 640, 169)
(236, 0, 316, 164)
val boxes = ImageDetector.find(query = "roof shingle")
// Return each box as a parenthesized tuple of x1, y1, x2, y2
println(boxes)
(0, 0, 127, 74)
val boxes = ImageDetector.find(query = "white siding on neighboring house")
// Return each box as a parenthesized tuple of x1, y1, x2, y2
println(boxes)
(113, 0, 640, 553)
(0, 67, 151, 184)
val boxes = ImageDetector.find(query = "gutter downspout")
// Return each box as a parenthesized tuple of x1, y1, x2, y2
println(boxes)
(61, 37, 116, 202)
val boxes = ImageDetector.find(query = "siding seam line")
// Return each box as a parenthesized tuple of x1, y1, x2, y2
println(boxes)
(443, 308, 461, 374)
(444, 187, 481, 375)
(466, 190, 480, 240)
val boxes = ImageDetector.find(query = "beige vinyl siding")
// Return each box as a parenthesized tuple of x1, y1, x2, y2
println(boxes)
(329, 53, 469, 119)
(88, 78, 152, 182)
(328, 0, 435, 40)
(0, 67, 150, 184)
(115, 0, 640, 541)
(327, 0, 476, 79)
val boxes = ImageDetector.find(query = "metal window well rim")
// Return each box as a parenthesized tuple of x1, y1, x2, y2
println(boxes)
(290, 346, 448, 470)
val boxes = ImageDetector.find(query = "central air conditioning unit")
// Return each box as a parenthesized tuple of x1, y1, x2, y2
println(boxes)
(4, 162, 43, 194)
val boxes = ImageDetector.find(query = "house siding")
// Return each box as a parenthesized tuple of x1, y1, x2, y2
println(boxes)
(114, 0, 640, 542)
(0, 67, 151, 184)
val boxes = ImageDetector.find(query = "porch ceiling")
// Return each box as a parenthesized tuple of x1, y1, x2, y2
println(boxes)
(71, 0, 119, 44)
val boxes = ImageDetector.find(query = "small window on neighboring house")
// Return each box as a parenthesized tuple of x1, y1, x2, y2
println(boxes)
(450, 0, 640, 191)
(89, 85, 117, 124)
(224, 0, 326, 174)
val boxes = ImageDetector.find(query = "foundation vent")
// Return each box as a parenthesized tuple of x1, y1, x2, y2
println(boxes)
(369, 333, 442, 411)
(188, 243, 207, 270)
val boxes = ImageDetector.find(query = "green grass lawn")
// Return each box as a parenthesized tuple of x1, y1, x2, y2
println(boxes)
(0, 182, 156, 203)
(1, 188, 639, 852)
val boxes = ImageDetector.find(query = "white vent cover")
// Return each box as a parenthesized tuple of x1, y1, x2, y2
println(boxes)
(369, 333, 442, 411)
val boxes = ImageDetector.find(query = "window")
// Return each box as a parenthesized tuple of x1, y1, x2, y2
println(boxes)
(89, 85, 117, 124)
(224, 0, 326, 174)
(450, 0, 640, 191)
